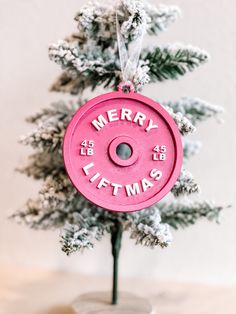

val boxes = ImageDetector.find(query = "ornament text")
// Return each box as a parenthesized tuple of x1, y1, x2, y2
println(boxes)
(91, 108, 158, 132)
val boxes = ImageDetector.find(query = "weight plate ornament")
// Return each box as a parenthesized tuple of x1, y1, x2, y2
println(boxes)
(63, 90, 183, 212)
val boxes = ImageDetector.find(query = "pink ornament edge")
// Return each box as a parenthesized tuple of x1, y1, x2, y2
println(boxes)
(63, 91, 183, 212)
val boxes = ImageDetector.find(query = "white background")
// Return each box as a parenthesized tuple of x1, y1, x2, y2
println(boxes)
(0, 0, 236, 285)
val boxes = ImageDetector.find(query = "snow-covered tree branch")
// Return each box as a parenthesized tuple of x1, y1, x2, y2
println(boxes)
(159, 200, 223, 229)
(163, 97, 223, 125)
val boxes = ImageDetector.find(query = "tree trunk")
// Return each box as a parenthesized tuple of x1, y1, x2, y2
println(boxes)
(111, 220, 123, 305)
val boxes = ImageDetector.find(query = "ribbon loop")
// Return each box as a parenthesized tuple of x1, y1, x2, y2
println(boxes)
(116, 10, 145, 85)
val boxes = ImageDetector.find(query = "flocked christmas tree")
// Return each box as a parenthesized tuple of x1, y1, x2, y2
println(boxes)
(13, 0, 224, 305)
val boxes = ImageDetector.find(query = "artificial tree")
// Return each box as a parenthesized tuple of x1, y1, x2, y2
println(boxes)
(13, 0, 224, 305)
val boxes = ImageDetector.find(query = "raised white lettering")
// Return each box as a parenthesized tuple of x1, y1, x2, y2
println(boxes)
(145, 119, 158, 132)
(91, 108, 160, 134)
(91, 114, 108, 131)
(150, 169, 162, 180)
(133, 111, 146, 126)
(80, 148, 86, 155)
(125, 183, 140, 196)
(120, 108, 132, 121)
(111, 183, 122, 196)
(82, 162, 94, 175)
(107, 109, 119, 122)
(141, 178, 153, 191)
(89, 172, 100, 182)
(97, 178, 110, 189)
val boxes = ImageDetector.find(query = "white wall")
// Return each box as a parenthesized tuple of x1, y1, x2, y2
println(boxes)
(1, 0, 236, 285)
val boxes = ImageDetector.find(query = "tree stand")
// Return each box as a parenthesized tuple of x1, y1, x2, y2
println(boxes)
(72, 291, 153, 313)
(72, 221, 153, 313)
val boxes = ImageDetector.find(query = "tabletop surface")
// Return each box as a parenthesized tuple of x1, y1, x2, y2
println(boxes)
(1, 265, 236, 314)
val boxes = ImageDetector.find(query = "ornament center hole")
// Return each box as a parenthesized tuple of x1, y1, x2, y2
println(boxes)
(116, 143, 132, 160)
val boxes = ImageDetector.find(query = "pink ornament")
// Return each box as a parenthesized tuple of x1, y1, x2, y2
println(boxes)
(63, 89, 183, 212)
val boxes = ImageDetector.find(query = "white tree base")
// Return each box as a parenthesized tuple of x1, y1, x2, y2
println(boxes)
(72, 291, 154, 314)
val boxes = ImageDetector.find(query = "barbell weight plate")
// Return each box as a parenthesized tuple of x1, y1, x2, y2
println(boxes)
(63, 91, 183, 212)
